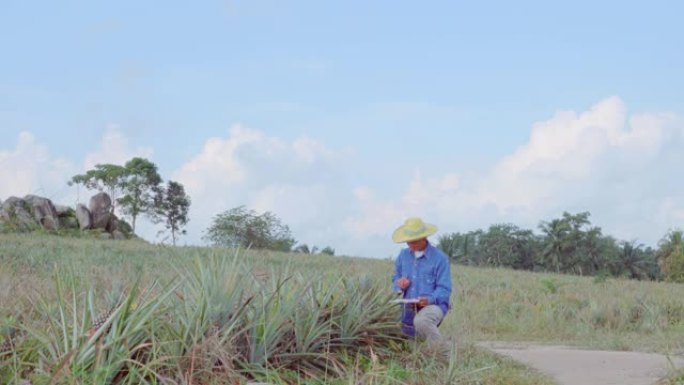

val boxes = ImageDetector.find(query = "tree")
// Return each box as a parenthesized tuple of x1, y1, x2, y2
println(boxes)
(562, 212, 595, 274)
(539, 212, 597, 274)
(118, 157, 162, 233)
(616, 241, 659, 280)
(154, 181, 191, 246)
(539, 217, 571, 273)
(203, 206, 296, 251)
(477, 224, 538, 269)
(69, 164, 126, 211)
(596, 235, 621, 275)
(657, 229, 684, 282)
(437, 231, 482, 265)
(293, 244, 325, 254)
(293, 244, 311, 254)
(437, 233, 463, 260)
(577, 227, 605, 275)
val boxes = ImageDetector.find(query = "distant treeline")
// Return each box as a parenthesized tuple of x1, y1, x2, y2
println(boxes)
(436, 211, 684, 282)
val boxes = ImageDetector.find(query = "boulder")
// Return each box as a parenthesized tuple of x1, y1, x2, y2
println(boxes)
(59, 217, 79, 229)
(75, 204, 92, 230)
(89, 192, 112, 230)
(0, 197, 35, 230)
(54, 204, 73, 217)
(0, 193, 135, 239)
(117, 218, 133, 235)
(23, 195, 59, 231)
(106, 215, 120, 233)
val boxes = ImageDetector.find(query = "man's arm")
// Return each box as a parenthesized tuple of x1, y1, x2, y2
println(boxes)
(428, 255, 452, 305)
(392, 253, 403, 293)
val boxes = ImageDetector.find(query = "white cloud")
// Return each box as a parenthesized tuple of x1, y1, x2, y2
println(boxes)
(3, 98, 682, 257)
(343, 172, 463, 240)
(343, 186, 406, 240)
(170, 96, 683, 256)
(345, 97, 684, 249)
(476, 97, 680, 218)
(83, 125, 153, 170)
(0, 132, 75, 202)
(173, 125, 352, 248)
(0, 127, 155, 211)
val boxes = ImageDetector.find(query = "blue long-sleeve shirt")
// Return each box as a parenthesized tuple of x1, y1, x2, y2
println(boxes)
(392, 243, 453, 326)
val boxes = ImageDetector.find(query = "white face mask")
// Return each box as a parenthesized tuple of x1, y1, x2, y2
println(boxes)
(414, 250, 425, 258)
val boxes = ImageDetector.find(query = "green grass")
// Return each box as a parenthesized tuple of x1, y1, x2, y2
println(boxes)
(450, 265, 684, 353)
(7, 232, 682, 383)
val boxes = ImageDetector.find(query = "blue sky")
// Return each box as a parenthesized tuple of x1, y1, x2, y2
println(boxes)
(2, 0, 683, 258)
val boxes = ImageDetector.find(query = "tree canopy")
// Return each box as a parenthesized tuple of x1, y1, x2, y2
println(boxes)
(153, 180, 191, 246)
(657, 230, 684, 282)
(292, 244, 335, 256)
(203, 206, 296, 252)
(69, 164, 127, 210)
(69, 157, 191, 242)
(438, 211, 665, 281)
(118, 157, 163, 232)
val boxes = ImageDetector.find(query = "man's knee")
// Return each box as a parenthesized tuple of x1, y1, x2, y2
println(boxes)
(414, 305, 443, 331)
(413, 315, 429, 331)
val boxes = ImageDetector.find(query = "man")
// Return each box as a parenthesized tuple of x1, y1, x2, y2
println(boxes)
(392, 217, 452, 350)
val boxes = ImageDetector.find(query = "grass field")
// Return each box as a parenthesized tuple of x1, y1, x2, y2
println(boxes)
(1, 233, 683, 384)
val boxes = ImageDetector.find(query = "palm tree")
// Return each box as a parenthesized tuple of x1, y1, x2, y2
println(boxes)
(656, 230, 684, 282)
(437, 233, 461, 260)
(539, 218, 571, 273)
(437, 232, 479, 265)
(577, 227, 604, 275)
(617, 241, 658, 280)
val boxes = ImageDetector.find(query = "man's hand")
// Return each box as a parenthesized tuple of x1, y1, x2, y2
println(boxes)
(417, 297, 429, 308)
(397, 277, 411, 290)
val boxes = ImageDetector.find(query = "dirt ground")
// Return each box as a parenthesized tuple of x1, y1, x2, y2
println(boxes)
(479, 342, 684, 385)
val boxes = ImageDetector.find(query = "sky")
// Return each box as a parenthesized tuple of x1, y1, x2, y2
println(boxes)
(1, 0, 683, 258)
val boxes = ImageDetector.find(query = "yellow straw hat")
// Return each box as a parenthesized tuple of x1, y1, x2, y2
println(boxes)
(392, 217, 438, 243)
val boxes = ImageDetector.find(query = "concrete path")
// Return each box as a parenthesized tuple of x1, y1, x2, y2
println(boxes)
(479, 342, 684, 385)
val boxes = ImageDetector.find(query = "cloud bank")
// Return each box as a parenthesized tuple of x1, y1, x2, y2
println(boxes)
(346, 96, 684, 252)
(0, 126, 155, 208)
(2, 97, 683, 257)
(0, 132, 74, 201)
(173, 125, 353, 250)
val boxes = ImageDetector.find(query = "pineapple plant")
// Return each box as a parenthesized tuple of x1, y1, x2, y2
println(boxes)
(0, 322, 21, 354)
(88, 304, 117, 339)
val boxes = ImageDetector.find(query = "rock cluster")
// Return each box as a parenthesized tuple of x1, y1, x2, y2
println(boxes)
(0, 192, 128, 239)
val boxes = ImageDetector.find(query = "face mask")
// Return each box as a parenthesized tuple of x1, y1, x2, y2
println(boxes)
(414, 250, 425, 258)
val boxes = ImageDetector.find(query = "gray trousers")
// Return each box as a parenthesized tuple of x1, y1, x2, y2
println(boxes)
(414, 305, 445, 348)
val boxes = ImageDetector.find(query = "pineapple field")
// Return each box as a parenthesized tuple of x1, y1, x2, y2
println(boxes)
(0, 234, 554, 384)
(2, 233, 683, 384)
